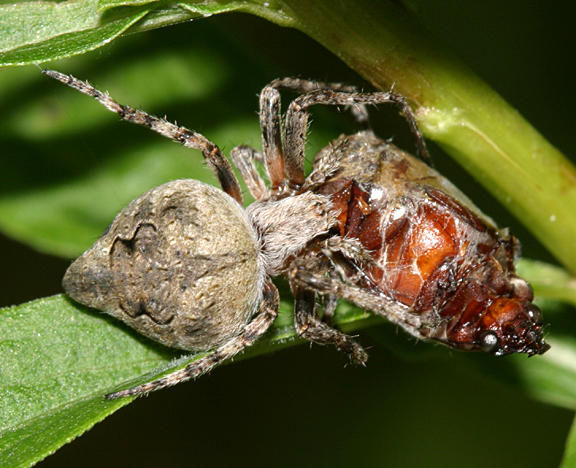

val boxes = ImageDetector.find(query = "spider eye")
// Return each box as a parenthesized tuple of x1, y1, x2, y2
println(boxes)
(480, 332, 500, 353)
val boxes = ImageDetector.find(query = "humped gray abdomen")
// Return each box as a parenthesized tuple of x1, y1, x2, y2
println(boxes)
(62, 179, 264, 351)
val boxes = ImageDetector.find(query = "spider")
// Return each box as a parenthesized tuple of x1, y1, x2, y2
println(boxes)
(45, 70, 549, 399)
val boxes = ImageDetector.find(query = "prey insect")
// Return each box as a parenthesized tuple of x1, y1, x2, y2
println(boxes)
(46, 70, 549, 399)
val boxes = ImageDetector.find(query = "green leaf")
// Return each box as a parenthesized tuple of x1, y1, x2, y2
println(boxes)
(0, 0, 151, 66)
(0, 0, 294, 66)
(0, 296, 163, 468)
(0, 294, 373, 468)
(561, 416, 576, 468)
(518, 259, 576, 308)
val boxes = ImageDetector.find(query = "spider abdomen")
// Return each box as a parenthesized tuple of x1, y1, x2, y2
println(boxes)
(63, 179, 265, 351)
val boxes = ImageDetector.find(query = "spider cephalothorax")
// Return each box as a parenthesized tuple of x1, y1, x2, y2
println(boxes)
(47, 71, 548, 399)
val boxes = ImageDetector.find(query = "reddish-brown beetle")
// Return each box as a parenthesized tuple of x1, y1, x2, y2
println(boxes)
(308, 131, 548, 356)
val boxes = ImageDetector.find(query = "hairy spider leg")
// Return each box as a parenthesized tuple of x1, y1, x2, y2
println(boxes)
(106, 279, 279, 399)
(284, 90, 432, 181)
(259, 78, 373, 191)
(268, 77, 371, 130)
(42, 70, 244, 204)
(259, 86, 287, 190)
(230, 145, 269, 200)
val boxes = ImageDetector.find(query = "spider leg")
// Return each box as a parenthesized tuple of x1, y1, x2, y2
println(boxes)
(230, 145, 269, 200)
(43, 69, 243, 204)
(284, 89, 431, 176)
(267, 78, 371, 129)
(105, 278, 279, 399)
(292, 283, 367, 365)
(259, 79, 373, 191)
(259, 86, 287, 189)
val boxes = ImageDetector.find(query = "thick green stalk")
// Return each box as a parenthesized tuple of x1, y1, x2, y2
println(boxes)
(269, 0, 576, 273)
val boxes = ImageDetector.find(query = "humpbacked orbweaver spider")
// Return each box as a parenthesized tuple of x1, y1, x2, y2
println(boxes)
(45, 70, 548, 399)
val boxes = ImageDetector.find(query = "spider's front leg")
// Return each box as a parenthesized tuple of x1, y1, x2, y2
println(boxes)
(259, 78, 373, 192)
(267, 78, 372, 130)
(43, 70, 244, 204)
(284, 88, 432, 170)
(106, 278, 279, 399)
(259, 85, 287, 190)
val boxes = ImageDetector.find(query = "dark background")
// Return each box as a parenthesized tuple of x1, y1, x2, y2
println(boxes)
(1, 1, 574, 466)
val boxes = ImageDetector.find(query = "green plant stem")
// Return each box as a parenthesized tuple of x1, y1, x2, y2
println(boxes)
(518, 259, 576, 307)
(264, 0, 576, 274)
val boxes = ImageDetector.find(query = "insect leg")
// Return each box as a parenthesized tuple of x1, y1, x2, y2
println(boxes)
(291, 267, 423, 338)
(292, 284, 367, 365)
(322, 294, 339, 325)
(42, 70, 244, 204)
(105, 278, 279, 399)
(230, 145, 269, 200)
